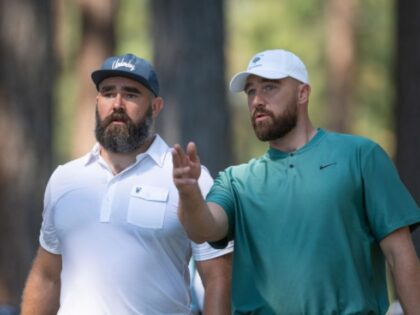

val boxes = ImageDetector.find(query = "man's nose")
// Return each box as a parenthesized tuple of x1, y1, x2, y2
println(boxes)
(112, 93, 124, 109)
(250, 89, 265, 109)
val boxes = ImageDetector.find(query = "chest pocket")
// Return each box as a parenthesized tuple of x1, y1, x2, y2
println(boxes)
(127, 185, 169, 229)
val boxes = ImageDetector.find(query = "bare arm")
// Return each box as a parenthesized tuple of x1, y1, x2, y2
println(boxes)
(380, 227, 420, 315)
(196, 253, 232, 315)
(172, 142, 228, 243)
(21, 247, 62, 315)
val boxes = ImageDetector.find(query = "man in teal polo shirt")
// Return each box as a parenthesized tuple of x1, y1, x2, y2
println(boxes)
(172, 49, 420, 314)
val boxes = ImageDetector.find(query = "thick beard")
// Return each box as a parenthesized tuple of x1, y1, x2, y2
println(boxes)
(252, 101, 298, 141)
(95, 106, 153, 153)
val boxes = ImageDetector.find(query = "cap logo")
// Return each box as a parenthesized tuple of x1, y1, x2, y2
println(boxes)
(112, 58, 135, 72)
(252, 56, 261, 64)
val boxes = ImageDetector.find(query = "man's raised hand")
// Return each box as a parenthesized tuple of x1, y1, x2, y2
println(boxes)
(172, 142, 202, 194)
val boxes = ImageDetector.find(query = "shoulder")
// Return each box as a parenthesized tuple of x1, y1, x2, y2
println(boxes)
(320, 130, 393, 170)
(320, 129, 385, 161)
(215, 156, 265, 183)
(46, 153, 95, 201)
(50, 154, 89, 181)
(221, 161, 251, 176)
(323, 130, 378, 151)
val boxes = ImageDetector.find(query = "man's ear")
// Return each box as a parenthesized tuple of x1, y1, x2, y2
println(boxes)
(298, 84, 311, 104)
(152, 97, 164, 118)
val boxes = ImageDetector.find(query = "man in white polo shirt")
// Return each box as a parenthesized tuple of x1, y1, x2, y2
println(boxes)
(20, 53, 233, 315)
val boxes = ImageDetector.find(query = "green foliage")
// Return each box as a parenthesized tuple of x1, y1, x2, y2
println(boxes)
(54, 1, 82, 164)
(353, 0, 395, 155)
(116, 0, 151, 58)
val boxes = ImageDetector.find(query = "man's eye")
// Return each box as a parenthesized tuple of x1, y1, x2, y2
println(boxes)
(125, 93, 139, 99)
(263, 85, 274, 92)
(246, 89, 256, 97)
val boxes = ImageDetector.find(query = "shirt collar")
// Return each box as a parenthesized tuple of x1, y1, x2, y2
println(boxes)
(83, 143, 101, 166)
(82, 135, 170, 168)
(138, 134, 169, 167)
(267, 128, 326, 159)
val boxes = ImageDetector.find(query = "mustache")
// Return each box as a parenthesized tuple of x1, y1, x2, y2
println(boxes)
(102, 110, 131, 127)
(252, 108, 273, 120)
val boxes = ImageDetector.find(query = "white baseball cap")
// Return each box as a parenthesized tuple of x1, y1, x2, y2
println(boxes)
(229, 49, 309, 92)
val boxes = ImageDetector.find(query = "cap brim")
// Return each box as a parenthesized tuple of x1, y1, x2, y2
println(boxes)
(229, 69, 289, 93)
(91, 70, 157, 96)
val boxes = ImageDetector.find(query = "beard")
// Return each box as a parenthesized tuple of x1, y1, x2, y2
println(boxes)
(95, 106, 153, 153)
(252, 100, 298, 141)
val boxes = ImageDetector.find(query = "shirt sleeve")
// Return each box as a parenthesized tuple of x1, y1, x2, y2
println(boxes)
(192, 240, 234, 261)
(362, 144, 420, 241)
(39, 167, 62, 254)
(205, 169, 236, 249)
(197, 165, 214, 196)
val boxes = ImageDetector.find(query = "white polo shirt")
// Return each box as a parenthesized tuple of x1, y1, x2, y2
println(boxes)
(40, 135, 233, 315)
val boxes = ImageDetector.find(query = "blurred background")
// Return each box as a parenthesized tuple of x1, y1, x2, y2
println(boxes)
(0, 0, 419, 312)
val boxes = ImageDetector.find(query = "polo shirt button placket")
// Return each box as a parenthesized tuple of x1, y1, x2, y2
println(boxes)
(288, 152, 297, 175)
(100, 179, 117, 223)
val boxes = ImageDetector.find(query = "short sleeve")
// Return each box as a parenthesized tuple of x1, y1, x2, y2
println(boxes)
(362, 144, 420, 241)
(197, 165, 214, 196)
(206, 169, 236, 249)
(39, 168, 62, 254)
(192, 240, 234, 261)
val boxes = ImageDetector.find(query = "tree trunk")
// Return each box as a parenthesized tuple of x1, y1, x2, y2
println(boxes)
(152, 0, 232, 176)
(325, 0, 358, 132)
(395, 0, 420, 255)
(71, 0, 119, 158)
(0, 0, 55, 307)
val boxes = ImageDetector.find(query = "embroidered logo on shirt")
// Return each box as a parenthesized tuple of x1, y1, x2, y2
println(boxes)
(319, 162, 337, 170)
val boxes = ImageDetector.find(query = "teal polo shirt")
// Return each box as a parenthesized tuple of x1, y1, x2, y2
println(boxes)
(207, 129, 420, 315)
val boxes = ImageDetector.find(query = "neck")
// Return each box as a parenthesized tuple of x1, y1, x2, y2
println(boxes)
(100, 135, 155, 175)
(269, 120, 317, 152)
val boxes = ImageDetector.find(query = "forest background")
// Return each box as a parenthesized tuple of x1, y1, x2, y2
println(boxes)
(0, 0, 419, 311)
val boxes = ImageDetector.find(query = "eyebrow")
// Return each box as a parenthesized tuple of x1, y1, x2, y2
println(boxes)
(122, 86, 142, 94)
(244, 81, 255, 92)
(261, 78, 281, 84)
(99, 85, 142, 94)
(244, 78, 281, 92)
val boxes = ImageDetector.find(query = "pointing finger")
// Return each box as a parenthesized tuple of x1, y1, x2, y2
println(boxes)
(172, 144, 187, 167)
(171, 145, 181, 167)
(186, 142, 200, 164)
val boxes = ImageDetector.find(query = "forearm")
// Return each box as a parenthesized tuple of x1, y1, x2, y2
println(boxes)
(391, 262, 420, 315)
(21, 248, 61, 315)
(202, 276, 231, 315)
(173, 142, 228, 242)
(21, 272, 60, 315)
(381, 227, 420, 315)
(178, 184, 221, 243)
(199, 254, 232, 315)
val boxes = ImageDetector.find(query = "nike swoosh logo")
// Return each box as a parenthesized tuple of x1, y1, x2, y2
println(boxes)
(319, 162, 337, 170)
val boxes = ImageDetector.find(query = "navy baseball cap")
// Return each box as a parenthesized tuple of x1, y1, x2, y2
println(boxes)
(91, 53, 159, 96)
